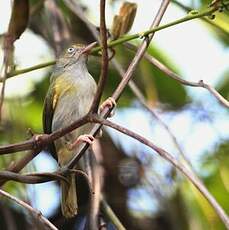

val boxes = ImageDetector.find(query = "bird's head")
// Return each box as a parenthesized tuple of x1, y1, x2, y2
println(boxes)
(56, 42, 97, 69)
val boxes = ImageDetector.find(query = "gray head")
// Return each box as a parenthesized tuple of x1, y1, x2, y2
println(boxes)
(55, 42, 97, 71)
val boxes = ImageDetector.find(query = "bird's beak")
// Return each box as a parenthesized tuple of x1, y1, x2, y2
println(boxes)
(81, 42, 97, 55)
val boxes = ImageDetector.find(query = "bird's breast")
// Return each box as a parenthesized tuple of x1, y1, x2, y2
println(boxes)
(52, 73, 96, 132)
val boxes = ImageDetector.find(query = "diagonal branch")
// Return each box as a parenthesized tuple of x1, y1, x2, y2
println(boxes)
(65, 0, 171, 170)
(111, 59, 191, 166)
(0, 189, 57, 230)
(125, 43, 229, 108)
(91, 116, 229, 229)
(101, 200, 126, 230)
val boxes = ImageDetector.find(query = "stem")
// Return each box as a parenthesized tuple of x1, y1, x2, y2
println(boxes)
(90, 0, 109, 113)
(0, 189, 57, 230)
(7, 61, 55, 79)
(172, 0, 229, 35)
(101, 200, 126, 230)
(4, 3, 223, 80)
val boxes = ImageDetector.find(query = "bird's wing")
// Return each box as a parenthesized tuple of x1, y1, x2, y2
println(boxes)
(43, 83, 57, 160)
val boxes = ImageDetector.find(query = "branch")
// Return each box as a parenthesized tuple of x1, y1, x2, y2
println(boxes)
(0, 151, 40, 186)
(0, 171, 68, 184)
(101, 200, 126, 230)
(0, 0, 29, 121)
(0, 115, 89, 155)
(111, 59, 191, 166)
(0, 189, 57, 230)
(5, 60, 55, 80)
(90, 0, 108, 113)
(0, 168, 91, 186)
(91, 116, 229, 229)
(64, 0, 171, 170)
(172, 0, 229, 35)
(128, 44, 229, 108)
(3, 2, 225, 81)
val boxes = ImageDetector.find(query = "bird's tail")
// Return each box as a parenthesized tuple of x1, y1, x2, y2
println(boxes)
(61, 174, 78, 218)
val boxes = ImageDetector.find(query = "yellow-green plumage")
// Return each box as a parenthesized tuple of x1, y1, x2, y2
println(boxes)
(43, 43, 97, 218)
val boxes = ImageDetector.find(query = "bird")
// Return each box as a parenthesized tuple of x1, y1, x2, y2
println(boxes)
(42, 42, 99, 219)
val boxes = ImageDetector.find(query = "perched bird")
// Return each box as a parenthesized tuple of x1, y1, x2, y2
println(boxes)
(43, 42, 98, 219)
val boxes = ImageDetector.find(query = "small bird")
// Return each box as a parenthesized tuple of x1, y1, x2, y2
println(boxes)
(43, 42, 99, 219)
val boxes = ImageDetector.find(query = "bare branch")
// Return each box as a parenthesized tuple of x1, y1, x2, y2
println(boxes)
(111, 0, 171, 101)
(0, 168, 92, 187)
(111, 59, 191, 166)
(0, 151, 39, 187)
(0, 115, 89, 155)
(90, 0, 109, 113)
(0, 189, 57, 230)
(101, 200, 126, 230)
(0, 171, 68, 184)
(91, 116, 229, 229)
(125, 43, 229, 108)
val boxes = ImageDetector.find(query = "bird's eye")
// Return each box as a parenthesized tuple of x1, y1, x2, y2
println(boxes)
(67, 47, 75, 53)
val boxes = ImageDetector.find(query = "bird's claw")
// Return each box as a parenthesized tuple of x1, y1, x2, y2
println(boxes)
(68, 134, 95, 150)
(99, 97, 116, 117)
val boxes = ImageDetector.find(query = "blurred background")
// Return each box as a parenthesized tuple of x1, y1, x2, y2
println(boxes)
(0, 0, 228, 229)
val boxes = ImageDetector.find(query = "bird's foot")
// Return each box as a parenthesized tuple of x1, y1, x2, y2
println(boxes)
(99, 97, 116, 117)
(33, 134, 49, 142)
(68, 134, 95, 150)
(32, 134, 49, 148)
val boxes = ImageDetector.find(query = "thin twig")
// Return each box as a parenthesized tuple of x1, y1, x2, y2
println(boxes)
(0, 39, 13, 121)
(6, 61, 55, 79)
(90, 0, 109, 113)
(111, 59, 191, 166)
(0, 171, 68, 184)
(125, 43, 229, 108)
(172, 0, 229, 35)
(91, 116, 229, 229)
(87, 3, 108, 226)
(0, 151, 39, 187)
(0, 0, 29, 121)
(101, 200, 126, 230)
(0, 189, 58, 230)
